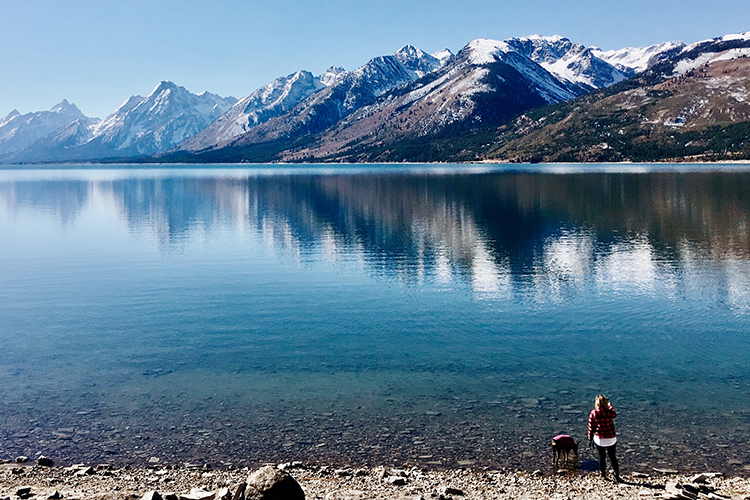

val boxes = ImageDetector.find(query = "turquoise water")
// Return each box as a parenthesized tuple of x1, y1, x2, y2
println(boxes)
(0, 164, 749, 472)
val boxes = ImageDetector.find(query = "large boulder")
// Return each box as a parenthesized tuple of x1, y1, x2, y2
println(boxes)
(245, 466, 304, 500)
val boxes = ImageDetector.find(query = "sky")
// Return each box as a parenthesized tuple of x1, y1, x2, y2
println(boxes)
(2, 0, 749, 119)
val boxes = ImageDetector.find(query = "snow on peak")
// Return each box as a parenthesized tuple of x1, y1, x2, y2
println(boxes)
(90, 81, 237, 154)
(320, 66, 348, 86)
(152, 80, 179, 94)
(393, 45, 441, 77)
(431, 49, 454, 65)
(721, 30, 750, 42)
(682, 31, 750, 54)
(0, 101, 91, 155)
(179, 70, 327, 151)
(507, 35, 583, 64)
(49, 99, 83, 117)
(465, 39, 514, 65)
(394, 44, 429, 59)
(523, 34, 566, 42)
(594, 41, 685, 72)
(673, 46, 750, 75)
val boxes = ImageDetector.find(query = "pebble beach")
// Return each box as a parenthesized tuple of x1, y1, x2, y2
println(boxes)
(2, 460, 749, 500)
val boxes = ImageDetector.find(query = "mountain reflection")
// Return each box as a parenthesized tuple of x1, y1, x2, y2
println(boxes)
(2, 170, 750, 298)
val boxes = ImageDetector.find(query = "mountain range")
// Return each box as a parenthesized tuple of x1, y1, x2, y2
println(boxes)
(2, 30, 749, 164)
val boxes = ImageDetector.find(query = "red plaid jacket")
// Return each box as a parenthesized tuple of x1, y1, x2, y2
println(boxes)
(588, 404, 617, 440)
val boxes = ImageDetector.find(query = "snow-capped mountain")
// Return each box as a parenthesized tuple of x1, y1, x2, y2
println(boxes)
(506, 35, 632, 89)
(181, 70, 329, 152)
(9, 116, 100, 160)
(0, 100, 91, 156)
(89, 81, 237, 155)
(6, 29, 750, 164)
(10, 82, 237, 161)
(592, 41, 685, 73)
(462, 38, 582, 101)
(208, 45, 445, 151)
(263, 37, 592, 162)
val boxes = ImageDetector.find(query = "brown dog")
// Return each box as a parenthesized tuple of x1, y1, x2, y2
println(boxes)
(551, 434, 579, 468)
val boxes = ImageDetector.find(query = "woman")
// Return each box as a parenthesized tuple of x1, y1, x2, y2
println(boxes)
(587, 394, 621, 481)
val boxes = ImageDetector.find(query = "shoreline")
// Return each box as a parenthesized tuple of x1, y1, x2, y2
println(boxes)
(2, 461, 749, 500)
(1, 159, 750, 168)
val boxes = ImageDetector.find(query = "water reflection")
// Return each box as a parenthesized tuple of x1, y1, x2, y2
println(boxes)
(2, 169, 750, 301)
(2, 166, 750, 471)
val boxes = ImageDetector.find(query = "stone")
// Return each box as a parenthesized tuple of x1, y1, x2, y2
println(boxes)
(36, 457, 54, 467)
(47, 492, 62, 500)
(231, 483, 245, 500)
(179, 489, 215, 500)
(142, 492, 163, 500)
(15, 488, 32, 497)
(74, 466, 94, 476)
(632, 472, 649, 478)
(653, 468, 678, 474)
(665, 482, 697, 500)
(245, 466, 304, 500)
(215, 488, 230, 500)
(440, 487, 464, 496)
(15, 456, 29, 464)
(386, 476, 407, 486)
(164, 495, 179, 500)
(149, 457, 161, 465)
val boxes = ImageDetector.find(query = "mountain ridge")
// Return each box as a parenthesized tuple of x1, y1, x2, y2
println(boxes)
(5, 30, 750, 164)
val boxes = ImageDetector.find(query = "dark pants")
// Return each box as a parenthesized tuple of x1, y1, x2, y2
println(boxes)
(596, 443, 619, 477)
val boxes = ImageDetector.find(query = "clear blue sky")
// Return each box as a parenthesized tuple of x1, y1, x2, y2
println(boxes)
(2, 0, 749, 118)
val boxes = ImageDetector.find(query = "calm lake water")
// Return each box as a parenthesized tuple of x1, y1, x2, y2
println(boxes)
(1, 164, 749, 473)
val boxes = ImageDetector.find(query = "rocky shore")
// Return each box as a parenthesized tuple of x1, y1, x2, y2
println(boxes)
(2, 460, 749, 500)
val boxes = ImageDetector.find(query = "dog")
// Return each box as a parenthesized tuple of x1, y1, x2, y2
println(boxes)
(551, 434, 579, 468)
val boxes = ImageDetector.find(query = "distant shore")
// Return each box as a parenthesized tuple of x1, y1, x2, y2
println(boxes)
(2, 461, 749, 500)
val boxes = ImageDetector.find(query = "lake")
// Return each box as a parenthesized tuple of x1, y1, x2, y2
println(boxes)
(1, 164, 749, 473)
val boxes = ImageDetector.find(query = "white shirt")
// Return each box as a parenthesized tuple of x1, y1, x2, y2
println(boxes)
(594, 436, 617, 447)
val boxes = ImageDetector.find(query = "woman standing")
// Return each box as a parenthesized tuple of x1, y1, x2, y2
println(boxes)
(587, 394, 621, 481)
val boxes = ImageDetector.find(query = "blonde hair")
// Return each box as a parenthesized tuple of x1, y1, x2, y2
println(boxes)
(595, 394, 610, 409)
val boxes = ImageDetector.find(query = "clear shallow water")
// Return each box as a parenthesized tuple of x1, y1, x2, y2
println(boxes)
(1, 164, 749, 473)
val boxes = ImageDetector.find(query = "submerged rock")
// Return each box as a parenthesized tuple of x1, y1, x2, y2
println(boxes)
(245, 466, 304, 500)
(36, 456, 54, 467)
